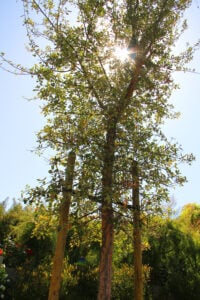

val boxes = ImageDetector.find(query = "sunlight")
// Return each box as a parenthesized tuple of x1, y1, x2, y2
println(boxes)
(113, 46, 129, 61)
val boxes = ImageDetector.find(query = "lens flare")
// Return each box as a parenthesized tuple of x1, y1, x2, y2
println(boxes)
(113, 46, 129, 61)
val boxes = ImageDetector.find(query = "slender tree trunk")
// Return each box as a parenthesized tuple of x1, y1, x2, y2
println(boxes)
(48, 151, 76, 300)
(132, 160, 143, 300)
(98, 121, 116, 300)
(98, 205, 114, 300)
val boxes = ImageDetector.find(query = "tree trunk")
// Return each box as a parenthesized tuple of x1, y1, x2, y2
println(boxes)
(98, 205, 114, 300)
(48, 151, 76, 300)
(132, 160, 143, 300)
(98, 122, 116, 300)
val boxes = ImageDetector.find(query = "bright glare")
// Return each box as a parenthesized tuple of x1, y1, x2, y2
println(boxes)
(113, 46, 129, 61)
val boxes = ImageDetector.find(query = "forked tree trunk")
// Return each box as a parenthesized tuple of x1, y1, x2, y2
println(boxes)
(132, 160, 143, 300)
(98, 122, 116, 300)
(48, 151, 76, 300)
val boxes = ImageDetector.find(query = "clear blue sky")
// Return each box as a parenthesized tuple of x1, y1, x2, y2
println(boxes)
(0, 1, 200, 209)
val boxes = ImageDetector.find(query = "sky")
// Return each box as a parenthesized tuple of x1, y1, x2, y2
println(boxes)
(0, 0, 200, 210)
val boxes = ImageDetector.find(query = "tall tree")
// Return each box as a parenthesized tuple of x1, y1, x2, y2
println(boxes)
(1, 0, 197, 299)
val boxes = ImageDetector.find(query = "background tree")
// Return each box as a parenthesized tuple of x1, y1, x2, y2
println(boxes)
(144, 218, 200, 300)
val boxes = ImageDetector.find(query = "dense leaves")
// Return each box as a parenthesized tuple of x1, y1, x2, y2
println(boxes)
(1, 202, 200, 299)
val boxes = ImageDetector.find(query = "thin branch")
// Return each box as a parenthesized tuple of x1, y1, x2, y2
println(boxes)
(32, 0, 55, 29)
(97, 56, 113, 90)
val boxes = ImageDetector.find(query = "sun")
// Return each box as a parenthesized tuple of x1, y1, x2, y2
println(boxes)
(113, 46, 129, 61)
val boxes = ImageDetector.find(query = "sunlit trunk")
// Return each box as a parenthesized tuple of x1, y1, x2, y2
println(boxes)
(48, 151, 76, 300)
(98, 205, 114, 300)
(98, 122, 116, 300)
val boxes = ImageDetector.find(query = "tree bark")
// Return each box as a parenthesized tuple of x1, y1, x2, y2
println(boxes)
(98, 121, 116, 300)
(48, 151, 76, 300)
(132, 160, 143, 300)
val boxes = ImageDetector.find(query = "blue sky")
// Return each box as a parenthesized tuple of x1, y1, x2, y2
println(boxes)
(0, 1, 200, 209)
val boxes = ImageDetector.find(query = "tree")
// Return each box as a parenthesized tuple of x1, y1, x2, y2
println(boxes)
(144, 219, 200, 300)
(174, 203, 200, 242)
(1, 0, 197, 299)
(48, 151, 76, 300)
(132, 160, 143, 300)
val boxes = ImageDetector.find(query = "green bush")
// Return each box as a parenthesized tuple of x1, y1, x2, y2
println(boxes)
(0, 264, 9, 299)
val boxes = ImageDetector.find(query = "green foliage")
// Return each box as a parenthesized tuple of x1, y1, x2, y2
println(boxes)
(112, 263, 134, 300)
(1, 202, 200, 299)
(0, 203, 54, 299)
(176, 203, 200, 229)
(66, 218, 101, 265)
(0, 203, 25, 243)
(61, 259, 98, 300)
(13, 257, 51, 300)
(144, 219, 200, 300)
(0, 265, 9, 299)
(18, 0, 196, 214)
